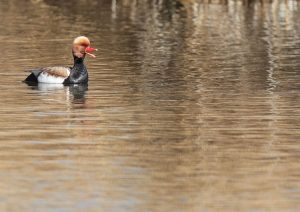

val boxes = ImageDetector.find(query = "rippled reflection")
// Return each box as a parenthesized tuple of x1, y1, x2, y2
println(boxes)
(24, 83, 88, 104)
(0, 0, 300, 211)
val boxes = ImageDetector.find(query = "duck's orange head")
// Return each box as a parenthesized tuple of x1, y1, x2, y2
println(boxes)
(72, 36, 97, 58)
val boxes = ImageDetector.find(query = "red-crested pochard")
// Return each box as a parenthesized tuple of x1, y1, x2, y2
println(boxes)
(24, 36, 97, 84)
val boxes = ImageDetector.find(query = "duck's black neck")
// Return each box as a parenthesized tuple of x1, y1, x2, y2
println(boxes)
(63, 56, 88, 84)
(73, 56, 85, 69)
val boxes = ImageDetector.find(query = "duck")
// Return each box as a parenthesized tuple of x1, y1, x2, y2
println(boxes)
(24, 36, 97, 84)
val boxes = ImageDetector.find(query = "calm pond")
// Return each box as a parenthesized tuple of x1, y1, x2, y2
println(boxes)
(0, 0, 300, 211)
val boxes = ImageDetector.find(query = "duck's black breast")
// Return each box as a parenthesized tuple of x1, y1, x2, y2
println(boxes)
(63, 68, 88, 84)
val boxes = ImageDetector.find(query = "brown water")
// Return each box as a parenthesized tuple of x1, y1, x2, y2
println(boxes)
(0, 0, 300, 211)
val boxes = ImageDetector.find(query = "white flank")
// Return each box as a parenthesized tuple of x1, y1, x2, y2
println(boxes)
(37, 69, 70, 84)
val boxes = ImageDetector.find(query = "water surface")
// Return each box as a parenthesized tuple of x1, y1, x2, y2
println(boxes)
(0, 0, 300, 211)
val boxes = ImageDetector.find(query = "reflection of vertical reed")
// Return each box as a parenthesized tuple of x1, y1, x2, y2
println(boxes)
(111, 0, 117, 19)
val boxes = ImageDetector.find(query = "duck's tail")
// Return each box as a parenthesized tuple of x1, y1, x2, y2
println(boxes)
(24, 73, 38, 83)
(23, 70, 42, 83)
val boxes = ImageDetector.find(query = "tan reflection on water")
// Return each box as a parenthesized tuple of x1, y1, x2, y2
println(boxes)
(0, 0, 300, 211)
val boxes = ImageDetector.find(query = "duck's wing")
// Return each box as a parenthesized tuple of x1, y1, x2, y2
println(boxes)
(37, 67, 71, 84)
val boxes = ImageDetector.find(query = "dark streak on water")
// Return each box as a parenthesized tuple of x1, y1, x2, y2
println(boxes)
(0, 0, 300, 211)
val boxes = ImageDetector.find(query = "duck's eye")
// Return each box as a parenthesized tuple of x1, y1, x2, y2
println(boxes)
(79, 46, 86, 53)
(74, 45, 85, 53)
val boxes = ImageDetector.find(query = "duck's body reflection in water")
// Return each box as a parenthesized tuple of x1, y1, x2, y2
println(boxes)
(24, 82, 88, 105)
